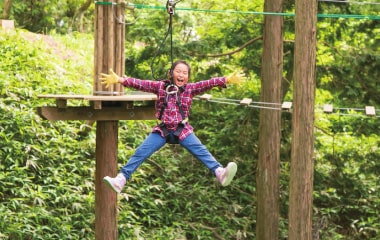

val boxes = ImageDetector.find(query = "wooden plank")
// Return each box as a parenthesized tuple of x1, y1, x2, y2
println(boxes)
(94, 0, 103, 94)
(240, 98, 252, 106)
(323, 104, 333, 113)
(282, 101, 292, 110)
(37, 94, 157, 102)
(105, 0, 114, 95)
(0, 20, 15, 30)
(86, 95, 157, 101)
(365, 106, 376, 116)
(199, 94, 212, 101)
(115, 0, 124, 95)
(38, 94, 88, 99)
(37, 106, 156, 121)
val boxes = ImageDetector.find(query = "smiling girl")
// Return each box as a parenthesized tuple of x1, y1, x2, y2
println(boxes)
(100, 60, 240, 193)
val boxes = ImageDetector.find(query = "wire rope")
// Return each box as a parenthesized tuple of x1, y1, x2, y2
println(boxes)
(318, 0, 380, 5)
(193, 96, 380, 118)
(193, 97, 284, 110)
(94, 2, 380, 20)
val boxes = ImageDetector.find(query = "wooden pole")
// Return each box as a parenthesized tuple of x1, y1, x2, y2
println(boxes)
(115, 0, 125, 94)
(94, 1, 125, 239)
(95, 121, 118, 239)
(94, 2, 103, 94)
(288, 0, 317, 239)
(256, 0, 283, 238)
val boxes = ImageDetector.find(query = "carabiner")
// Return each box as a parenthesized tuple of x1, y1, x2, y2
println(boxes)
(166, 84, 179, 95)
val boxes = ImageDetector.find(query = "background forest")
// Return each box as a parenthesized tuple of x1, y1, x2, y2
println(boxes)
(0, 0, 379, 239)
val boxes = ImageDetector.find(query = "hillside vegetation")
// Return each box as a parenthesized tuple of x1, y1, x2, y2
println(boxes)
(1, 29, 379, 239)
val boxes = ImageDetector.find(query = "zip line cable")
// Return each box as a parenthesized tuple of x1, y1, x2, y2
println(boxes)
(207, 97, 283, 106)
(193, 96, 380, 118)
(193, 97, 284, 110)
(95, 1, 380, 20)
(318, 0, 380, 5)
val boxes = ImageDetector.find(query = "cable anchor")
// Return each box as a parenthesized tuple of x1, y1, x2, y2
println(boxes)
(166, 0, 182, 15)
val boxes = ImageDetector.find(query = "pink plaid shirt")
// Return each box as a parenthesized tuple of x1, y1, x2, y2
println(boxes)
(122, 77, 227, 140)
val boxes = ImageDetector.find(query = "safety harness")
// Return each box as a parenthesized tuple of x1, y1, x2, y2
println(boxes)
(151, 0, 186, 144)
(158, 81, 188, 144)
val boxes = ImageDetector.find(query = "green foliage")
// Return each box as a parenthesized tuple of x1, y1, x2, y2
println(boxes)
(7, 0, 94, 33)
(1, 0, 379, 238)
(313, 111, 380, 239)
(317, 4, 380, 106)
(0, 30, 95, 239)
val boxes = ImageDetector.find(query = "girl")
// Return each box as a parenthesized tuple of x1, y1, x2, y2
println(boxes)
(100, 60, 241, 193)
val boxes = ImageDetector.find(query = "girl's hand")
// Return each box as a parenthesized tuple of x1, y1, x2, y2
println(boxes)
(227, 71, 246, 85)
(100, 69, 120, 88)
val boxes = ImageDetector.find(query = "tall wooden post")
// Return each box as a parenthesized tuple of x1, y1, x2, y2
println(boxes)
(288, 0, 317, 239)
(256, 0, 283, 238)
(95, 121, 118, 239)
(94, 1, 125, 239)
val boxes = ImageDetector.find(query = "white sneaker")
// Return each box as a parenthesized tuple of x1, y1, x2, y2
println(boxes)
(103, 173, 126, 193)
(215, 162, 237, 186)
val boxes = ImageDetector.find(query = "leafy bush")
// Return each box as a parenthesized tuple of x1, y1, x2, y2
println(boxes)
(0, 30, 96, 239)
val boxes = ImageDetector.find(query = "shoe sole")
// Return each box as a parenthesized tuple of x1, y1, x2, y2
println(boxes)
(222, 162, 237, 186)
(103, 177, 121, 193)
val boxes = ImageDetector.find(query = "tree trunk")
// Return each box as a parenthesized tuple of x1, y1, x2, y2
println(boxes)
(256, 0, 283, 238)
(288, 0, 317, 239)
(77, 0, 92, 32)
(2, 0, 13, 19)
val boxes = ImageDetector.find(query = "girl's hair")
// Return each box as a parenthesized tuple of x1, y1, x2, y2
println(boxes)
(169, 60, 191, 80)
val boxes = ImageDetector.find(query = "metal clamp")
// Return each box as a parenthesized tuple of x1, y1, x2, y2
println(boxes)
(165, 84, 179, 95)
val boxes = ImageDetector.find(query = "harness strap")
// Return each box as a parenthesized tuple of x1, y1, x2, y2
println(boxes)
(158, 82, 186, 122)
(158, 81, 188, 144)
(158, 122, 185, 144)
(176, 92, 187, 124)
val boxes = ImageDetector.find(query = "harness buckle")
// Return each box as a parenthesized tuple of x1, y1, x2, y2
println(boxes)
(181, 118, 188, 125)
(165, 84, 179, 95)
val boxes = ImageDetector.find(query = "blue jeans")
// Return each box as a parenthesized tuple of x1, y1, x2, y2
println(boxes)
(120, 132, 222, 180)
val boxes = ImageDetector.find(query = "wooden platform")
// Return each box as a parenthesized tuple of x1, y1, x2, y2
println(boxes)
(38, 93, 157, 107)
(37, 93, 157, 121)
(38, 93, 157, 101)
(38, 93, 157, 108)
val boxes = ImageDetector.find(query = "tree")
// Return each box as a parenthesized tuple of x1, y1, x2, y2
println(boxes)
(68, 0, 93, 32)
(2, 0, 13, 19)
(288, 0, 317, 239)
(256, 0, 284, 239)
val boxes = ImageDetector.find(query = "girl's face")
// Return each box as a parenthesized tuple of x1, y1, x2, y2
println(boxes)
(172, 63, 189, 87)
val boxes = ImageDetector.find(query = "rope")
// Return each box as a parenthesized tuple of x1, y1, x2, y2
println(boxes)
(193, 97, 284, 111)
(193, 96, 380, 118)
(94, 2, 380, 20)
(318, 0, 380, 5)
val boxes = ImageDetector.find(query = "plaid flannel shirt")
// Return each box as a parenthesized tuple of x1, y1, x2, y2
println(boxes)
(122, 77, 227, 140)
